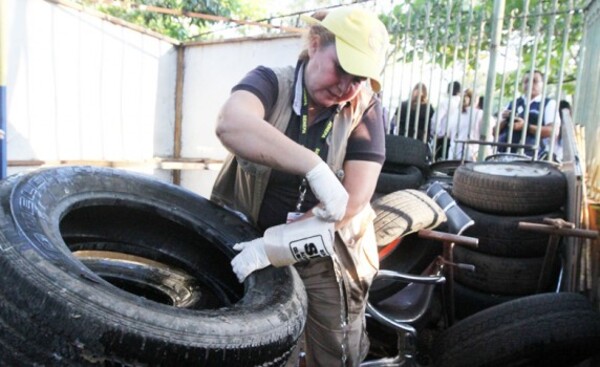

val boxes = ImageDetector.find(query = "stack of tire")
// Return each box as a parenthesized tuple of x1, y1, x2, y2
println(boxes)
(427, 159, 470, 190)
(375, 134, 432, 196)
(449, 161, 567, 320)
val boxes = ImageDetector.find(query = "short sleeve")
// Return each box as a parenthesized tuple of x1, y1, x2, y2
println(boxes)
(231, 66, 279, 117)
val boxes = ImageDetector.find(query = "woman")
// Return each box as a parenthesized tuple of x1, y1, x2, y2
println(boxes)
(391, 82, 434, 142)
(210, 8, 389, 366)
(448, 88, 483, 160)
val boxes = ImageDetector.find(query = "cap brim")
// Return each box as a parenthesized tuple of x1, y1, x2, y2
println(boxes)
(336, 40, 382, 92)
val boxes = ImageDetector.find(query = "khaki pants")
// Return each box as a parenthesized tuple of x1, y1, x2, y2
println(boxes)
(292, 256, 374, 367)
(286, 207, 379, 367)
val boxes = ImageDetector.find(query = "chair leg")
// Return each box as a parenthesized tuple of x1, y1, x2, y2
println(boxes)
(359, 330, 420, 367)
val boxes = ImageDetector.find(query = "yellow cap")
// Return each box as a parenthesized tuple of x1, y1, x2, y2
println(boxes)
(301, 8, 389, 92)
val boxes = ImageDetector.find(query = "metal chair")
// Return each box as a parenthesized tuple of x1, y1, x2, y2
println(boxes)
(362, 182, 477, 367)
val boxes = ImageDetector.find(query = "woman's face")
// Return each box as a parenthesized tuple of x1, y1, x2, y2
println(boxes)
(304, 40, 365, 108)
(463, 94, 471, 107)
(411, 86, 424, 100)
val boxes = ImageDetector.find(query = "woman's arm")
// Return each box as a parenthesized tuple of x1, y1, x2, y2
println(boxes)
(300, 159, 381, 229)
(217, 89, 348, 222)
(216, 90, 321, 175)
(336, 160, 381, 228)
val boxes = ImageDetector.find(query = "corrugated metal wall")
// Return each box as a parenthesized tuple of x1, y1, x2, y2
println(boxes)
(574, 0, 600, 202)
(573, 0, 600, 309)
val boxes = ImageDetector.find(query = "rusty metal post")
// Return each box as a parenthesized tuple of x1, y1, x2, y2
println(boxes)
(518, 218, 599, 292)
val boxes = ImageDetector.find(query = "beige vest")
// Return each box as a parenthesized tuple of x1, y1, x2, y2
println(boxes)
(211, 66, 380, 291)
(211, 65, 372, 224)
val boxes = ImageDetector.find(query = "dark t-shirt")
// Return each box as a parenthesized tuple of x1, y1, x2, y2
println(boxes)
(232, 65, 385, 231)
(392, 101, 435, 142)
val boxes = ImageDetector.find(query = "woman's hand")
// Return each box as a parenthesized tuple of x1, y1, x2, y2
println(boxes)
(306, 162, 349, 222)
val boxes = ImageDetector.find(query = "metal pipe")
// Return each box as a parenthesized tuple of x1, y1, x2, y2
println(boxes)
(387, 36, 400, 134)
(551, 0, 575, 161)
(424, 6, 441, 143)
(481, 0, 506, 161)
(518, 1, 543, 156)
(413, 3, 431, 142)
(535, 0, 559, 160)
(505, 0, 529, 154)
(432, 0, 453, 162)
(492, 11, 515, 155)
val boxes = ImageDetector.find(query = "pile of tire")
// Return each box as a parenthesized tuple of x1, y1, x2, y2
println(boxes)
(0, 166, 306, 366)
(449, 161, 567, 319)
(375, 134, 432, 196)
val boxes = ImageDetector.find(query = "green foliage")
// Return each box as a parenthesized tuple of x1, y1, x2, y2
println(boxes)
(380, 0, 585, 100)
(81, 0, 267, 41)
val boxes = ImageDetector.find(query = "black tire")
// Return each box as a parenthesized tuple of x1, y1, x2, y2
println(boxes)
(452, 161, 567, 215)
(0, 166, 307, 366)
(429, 160, 469, 177)
(460, 205, 565, 257)
(376, 167, 424, 194)
(453, 246, 559, 295)
(434, 292, 600, 367)
(453, 281, 519, 321)
(385, 134, 431, 170)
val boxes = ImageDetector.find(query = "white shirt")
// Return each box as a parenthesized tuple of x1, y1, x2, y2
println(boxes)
(448, 106, 483, 160)
(431, 95, 461, 138)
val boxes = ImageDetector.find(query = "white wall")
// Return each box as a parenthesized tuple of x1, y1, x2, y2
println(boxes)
(7, 0, 177, 180)
(179, 36, 302, 196)
(180, 36, 302, 160)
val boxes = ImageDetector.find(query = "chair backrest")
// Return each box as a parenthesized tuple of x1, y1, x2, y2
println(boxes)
(426, 182, 474, 235)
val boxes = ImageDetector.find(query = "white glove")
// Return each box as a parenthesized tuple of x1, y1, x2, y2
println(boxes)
(305, 161, 349, 222)
(230, 217, 335, 282)
(230, 237, 270, 283)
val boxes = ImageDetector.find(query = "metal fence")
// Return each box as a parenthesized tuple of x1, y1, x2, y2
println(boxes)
(380, 0, 585, 165)
(377, 0, 599, 299)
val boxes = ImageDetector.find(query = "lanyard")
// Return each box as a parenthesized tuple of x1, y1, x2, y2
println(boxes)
(296, 88, 334, 212)
(300, 88, 334, 158)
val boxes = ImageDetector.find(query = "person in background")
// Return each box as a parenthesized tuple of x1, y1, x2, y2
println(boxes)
(211, 8, 388, 366)
(497, 70, 561, 158)
(390, 82, 435, 142)
(447, 88, 483, 160)
(554, 99, 571, 161)
(431, 81, 461, 160)
(477, 95, 484, 110)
